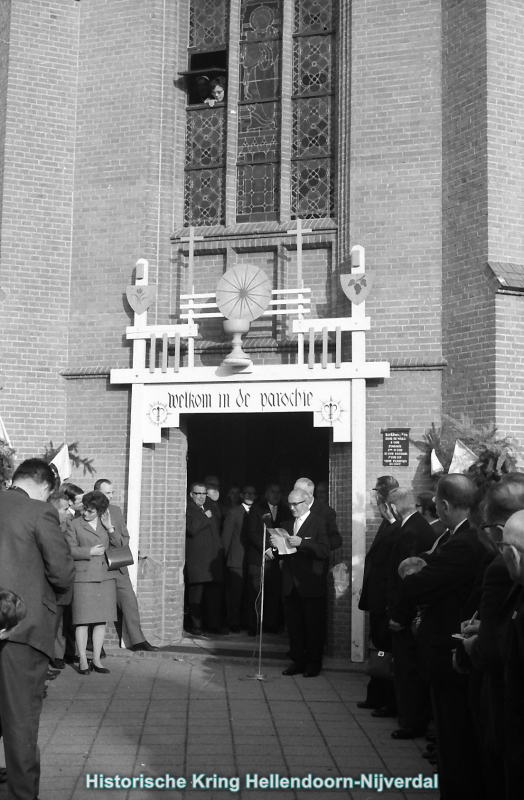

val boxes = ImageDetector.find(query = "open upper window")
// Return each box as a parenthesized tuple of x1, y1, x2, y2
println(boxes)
(183, 0, 335, 227)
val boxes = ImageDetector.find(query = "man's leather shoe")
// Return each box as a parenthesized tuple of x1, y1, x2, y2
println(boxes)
(391, 728, 426, 739)
(0, 767, 7, 783)
(282, 664, 305, 676)
(50, 658, 65, 670)
(46, 671, 58, 681)
(371, 708, 396, 718)
(357, 700, 379, 709)
(303, 669, 320, 678)
(129, 641, 159, 651)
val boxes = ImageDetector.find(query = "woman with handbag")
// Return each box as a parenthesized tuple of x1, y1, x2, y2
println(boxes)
(65, 491, 117, 674)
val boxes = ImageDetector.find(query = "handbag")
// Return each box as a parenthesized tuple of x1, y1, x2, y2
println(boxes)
(105, 545, 134, 571)
(367, 643, 394, 681)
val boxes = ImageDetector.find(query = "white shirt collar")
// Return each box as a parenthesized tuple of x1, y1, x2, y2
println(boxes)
(452, 518, 468, 535)
(401, 511, 417, 527)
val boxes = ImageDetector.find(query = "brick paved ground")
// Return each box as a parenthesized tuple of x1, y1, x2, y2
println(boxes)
(0, 653, 438, 800)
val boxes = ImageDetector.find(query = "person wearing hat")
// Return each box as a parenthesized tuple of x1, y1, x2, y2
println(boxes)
(357, 475, 400, 715)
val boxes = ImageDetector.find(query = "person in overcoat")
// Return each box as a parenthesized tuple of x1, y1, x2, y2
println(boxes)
(65, 490, 117, 674)
(185, 481, 224, 634)
(248, 483, 292, 633)
(94, 478, 158, 652)
(386, 488, 437, 738)
(358, 475, 400, 714)
(222, 485, 258, 632)
(0, 459, 75, 800)
(394, 474, 487, 800)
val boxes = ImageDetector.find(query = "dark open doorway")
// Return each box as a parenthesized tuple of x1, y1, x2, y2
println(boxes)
(185, 412, 330, 497)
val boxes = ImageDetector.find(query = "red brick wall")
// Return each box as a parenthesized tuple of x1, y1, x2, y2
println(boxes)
(486, 0, 524, 261)
(0, 0, 79, 458)
(495, 294, 524, 446)
(348, 0, 443, 363)
(441, 0, 494, 424)
(69, 0, 177, 370)
(0, 0, 11, 243)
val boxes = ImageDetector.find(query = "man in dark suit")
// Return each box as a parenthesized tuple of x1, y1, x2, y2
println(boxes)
(496, 509, 524, 800)
(386, 487, 437, 738)
(249, 483, 292, 633)
(394, 474, 487, 800)
(357, 475, 399, 713)
(0, 459, 75, 800)
(271, 488, 330, 677)
(222, 485, 257, 632)
(95, 479, 158, 651)
(294, 477, 342, 551)
(47, 490, 76, 669)
(416, 490, 447, 536)
(461, 480, 524, 799)
(185, 481, 225, 635)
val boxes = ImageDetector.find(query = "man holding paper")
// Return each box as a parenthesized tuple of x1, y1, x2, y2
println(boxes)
(270, 488, 330, 678)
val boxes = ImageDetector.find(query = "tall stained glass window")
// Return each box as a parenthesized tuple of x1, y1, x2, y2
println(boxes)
(183, 0, 335, 226)
(236, 0, 282, 221)
(291, 0, 335, 218)
(184, 0, 228, 226)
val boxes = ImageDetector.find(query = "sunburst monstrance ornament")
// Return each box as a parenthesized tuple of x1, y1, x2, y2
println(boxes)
(216, 264, 272, 367)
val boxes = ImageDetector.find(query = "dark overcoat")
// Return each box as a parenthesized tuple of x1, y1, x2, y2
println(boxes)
(0, 487, 75, 659)
(185, 499, 224, 583)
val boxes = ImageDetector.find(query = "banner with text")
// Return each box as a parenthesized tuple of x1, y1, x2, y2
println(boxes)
(142, 381, 351, 443)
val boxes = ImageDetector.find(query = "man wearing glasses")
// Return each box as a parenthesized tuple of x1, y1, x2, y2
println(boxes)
(271, 488, 330, 677)
(185, 481, 225, 635)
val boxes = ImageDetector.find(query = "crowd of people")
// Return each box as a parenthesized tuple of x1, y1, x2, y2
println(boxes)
(0, 459, 158, 800)
(6, 456, 524, 800)
(185, 475, 341, 677)
(359, 471, 524, 800)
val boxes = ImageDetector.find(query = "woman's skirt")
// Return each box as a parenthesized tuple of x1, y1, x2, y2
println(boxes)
(72, 577, 117, 625)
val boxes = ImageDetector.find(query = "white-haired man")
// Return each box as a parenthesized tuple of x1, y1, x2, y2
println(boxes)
(271, 488, 330, 677)
(294, 477, 342, 551)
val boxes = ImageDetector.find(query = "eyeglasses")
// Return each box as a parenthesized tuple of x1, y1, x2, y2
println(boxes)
(289, 500, 307, 508)
(191, 492, 207, 497)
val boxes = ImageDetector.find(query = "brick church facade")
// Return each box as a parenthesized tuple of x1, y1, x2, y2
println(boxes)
(0, 0, 523, 657)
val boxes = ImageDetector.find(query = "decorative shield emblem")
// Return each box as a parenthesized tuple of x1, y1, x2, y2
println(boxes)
(126, 284, 157, 315)
(0, 287, 9, 305)
(340, 273, 373, 305)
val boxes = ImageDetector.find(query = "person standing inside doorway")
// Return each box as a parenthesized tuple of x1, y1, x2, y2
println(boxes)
(94, 479, 158, 652)
(185, 482, 225, 635)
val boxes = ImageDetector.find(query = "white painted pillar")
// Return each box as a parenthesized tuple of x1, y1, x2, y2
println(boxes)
(350, 245, 366, 662)
(126, 259, 149, 590)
